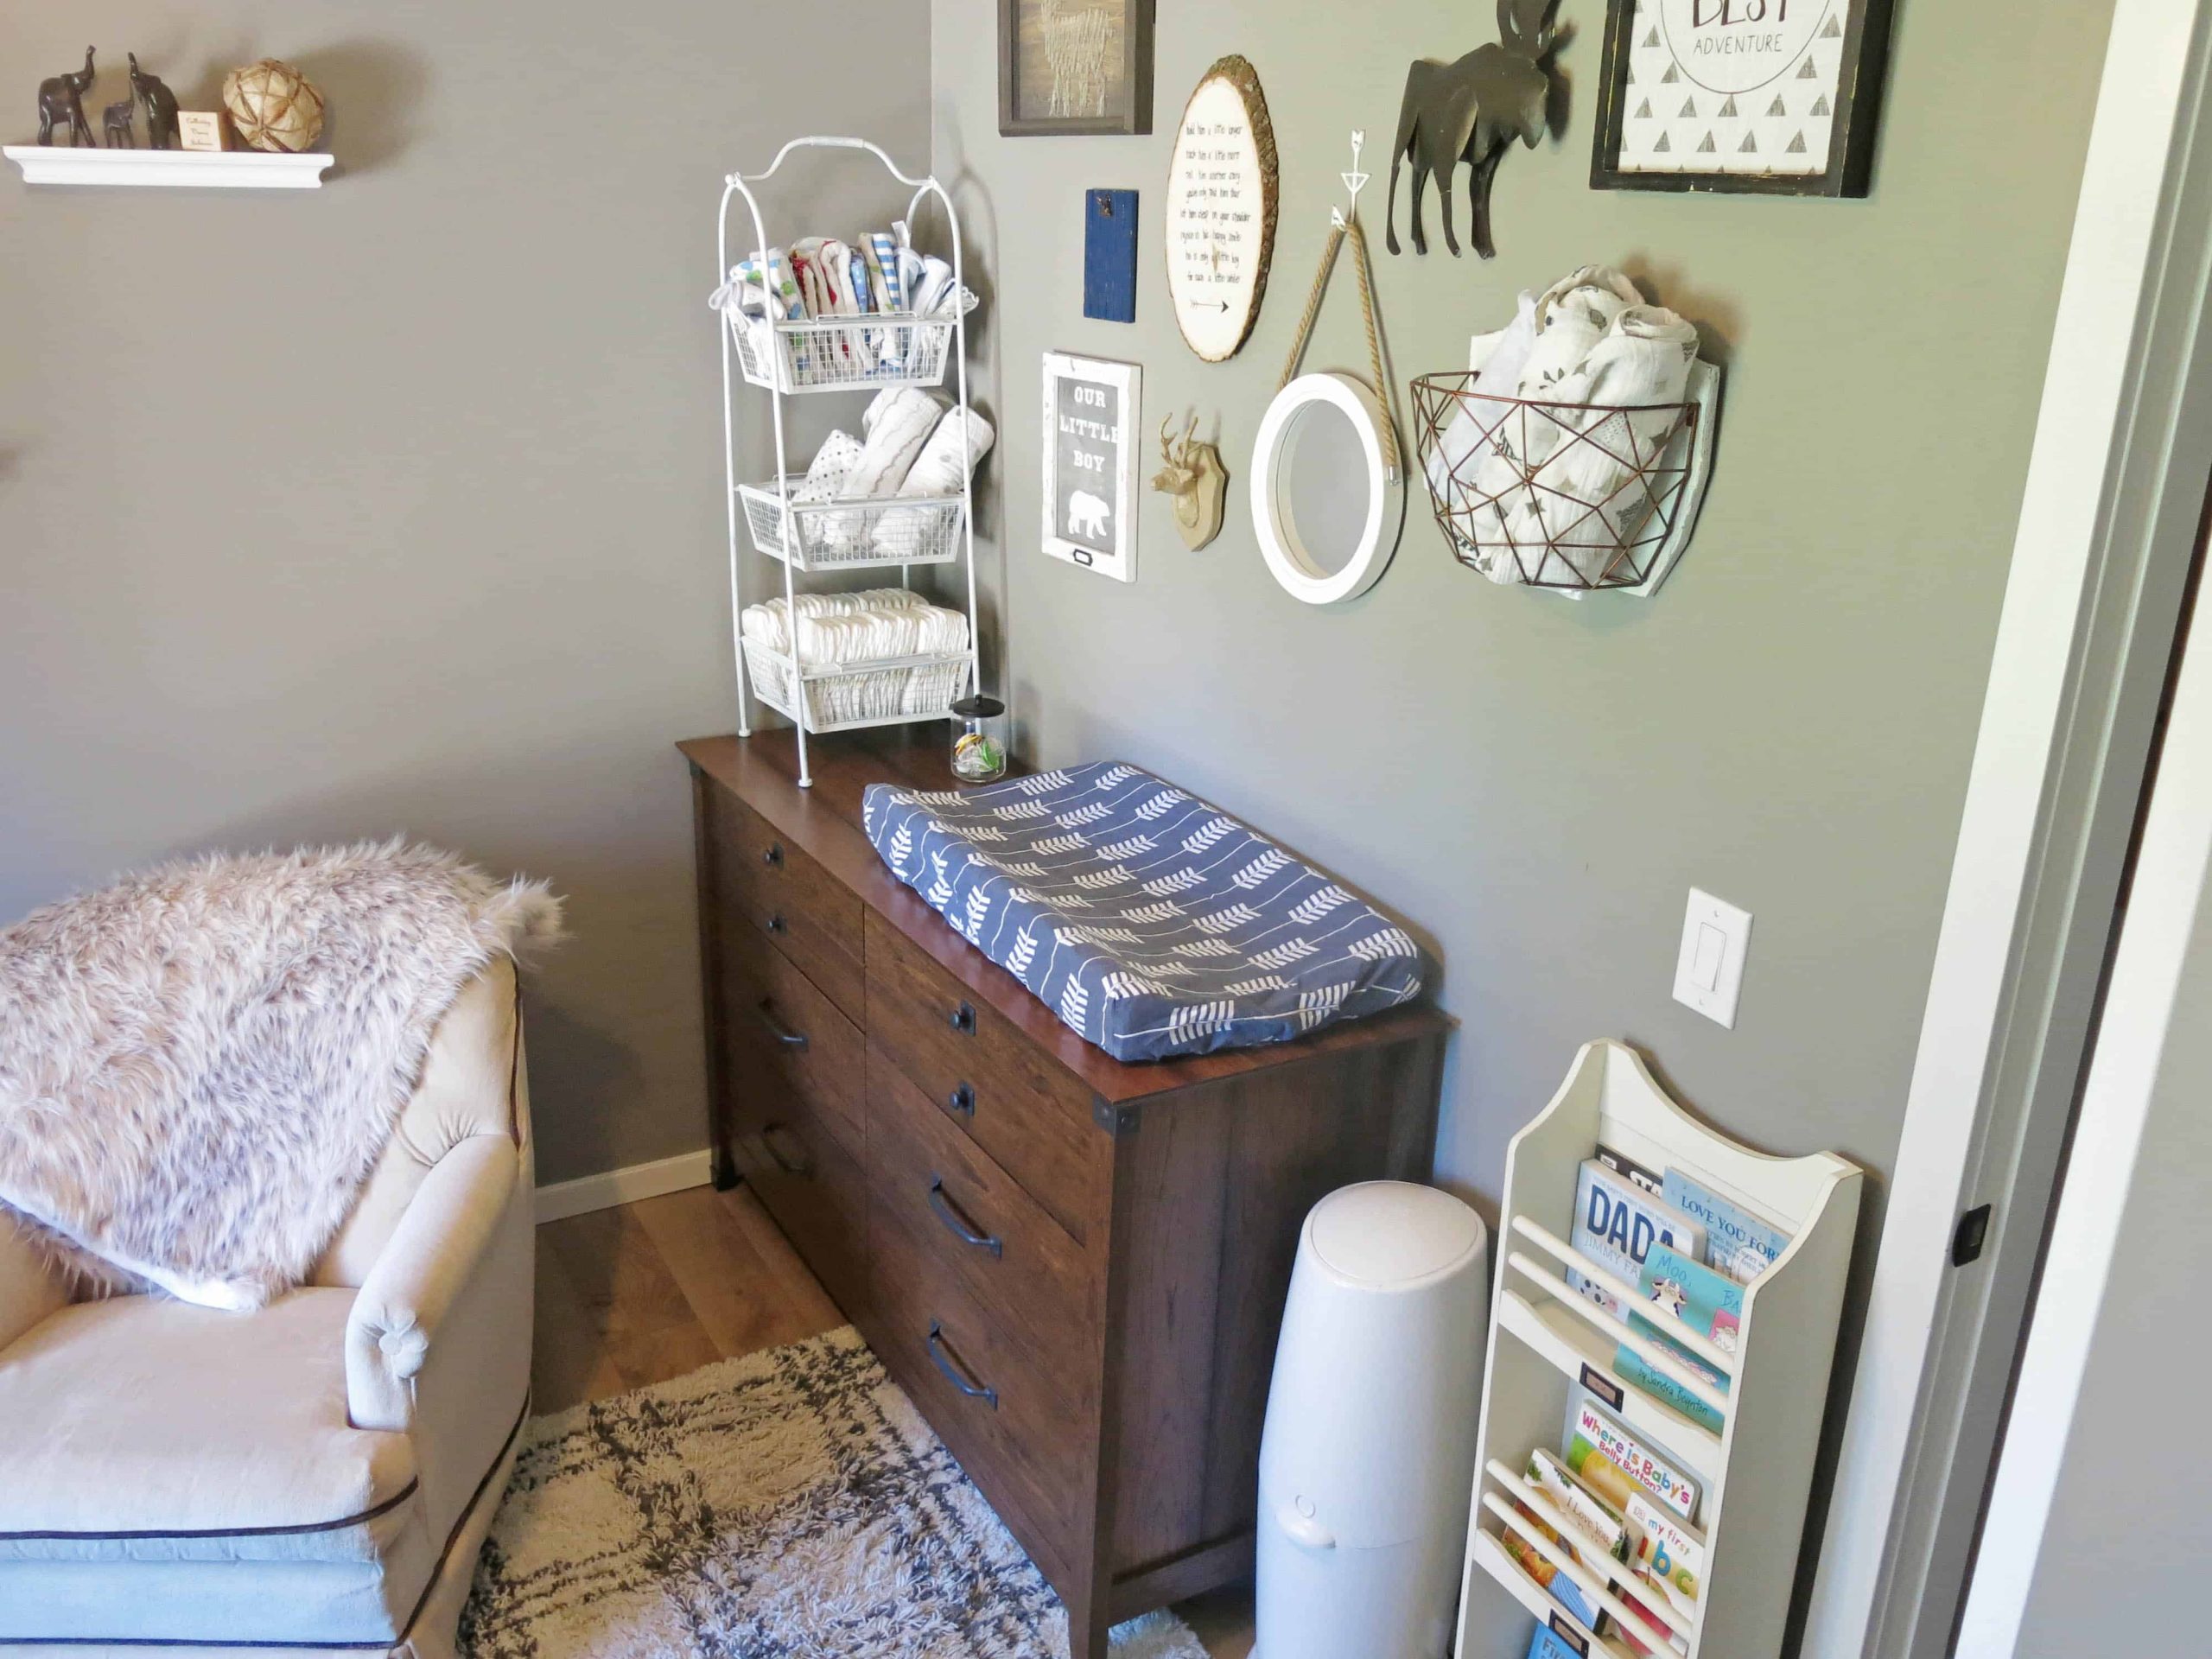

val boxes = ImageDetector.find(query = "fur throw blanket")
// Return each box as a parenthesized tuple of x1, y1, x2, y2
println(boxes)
(0, 842, 562, 1310)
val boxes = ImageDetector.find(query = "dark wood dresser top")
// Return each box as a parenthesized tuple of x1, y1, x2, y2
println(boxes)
(678, 729, 1454, 1109)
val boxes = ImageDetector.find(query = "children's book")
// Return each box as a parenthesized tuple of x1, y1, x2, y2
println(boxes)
(1595, 1141, 1665, 1197)
(1527, 1447, 1630, 1570)
(1526, 1622, 1592, 1659)
(1614, 1242, 1743, 1433)
(1567, 1160, 1707, 1317)
(1662, 1166, 1792, 1286)
(1564, 1392, 1700, 1523)
(1623, 1488, 1703, 1629)
(1503, 1500, 1609, 1635)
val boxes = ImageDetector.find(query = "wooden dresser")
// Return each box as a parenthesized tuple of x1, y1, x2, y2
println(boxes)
(681, 729, 1451, 1657)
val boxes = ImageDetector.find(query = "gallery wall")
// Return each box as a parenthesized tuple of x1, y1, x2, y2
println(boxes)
(929, 0, 2118, 1590)
(0, 1, 931, 1184)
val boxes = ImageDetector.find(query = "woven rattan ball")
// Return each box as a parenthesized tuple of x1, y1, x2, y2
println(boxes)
(222, 59, 325, 153)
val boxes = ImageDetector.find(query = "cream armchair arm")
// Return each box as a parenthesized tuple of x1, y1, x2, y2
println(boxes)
(343, 1133, 524, 1433)
(0, 1213, 69, 1355)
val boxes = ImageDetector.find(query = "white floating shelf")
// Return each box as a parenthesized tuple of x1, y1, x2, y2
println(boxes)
(4, 146, 332, 189)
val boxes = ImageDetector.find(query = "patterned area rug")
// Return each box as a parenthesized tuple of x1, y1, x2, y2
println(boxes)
(461, 1326, 1207, 1658)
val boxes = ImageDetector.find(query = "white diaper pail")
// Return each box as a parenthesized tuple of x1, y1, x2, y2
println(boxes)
(1256, 1180, 1490, 1659)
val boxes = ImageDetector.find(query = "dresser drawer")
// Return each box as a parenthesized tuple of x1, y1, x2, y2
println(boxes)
(864, 912, 1104, 1243)
(865, 1047, 1098, 1410)
(709, 791, 865, 1020)
(867, 1196, 1090, 1568)
(722, 923, 865, 1157)
(725, 1044, 869, 1317)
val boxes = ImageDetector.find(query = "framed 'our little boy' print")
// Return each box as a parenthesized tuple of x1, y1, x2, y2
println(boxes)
(1592, 0, 1896, 197)
(1041, 352, 1141, 583)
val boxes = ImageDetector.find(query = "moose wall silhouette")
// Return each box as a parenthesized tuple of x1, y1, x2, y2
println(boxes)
(36, 46, 98, 147)
(1386, 0, 1567, 261)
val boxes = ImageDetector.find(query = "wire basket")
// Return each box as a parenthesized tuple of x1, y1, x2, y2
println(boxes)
(1410, 372, 1702, 591)
(741, 640, 973, 733)
(728, 309, 955, 395)
(738, 478, 966, 570)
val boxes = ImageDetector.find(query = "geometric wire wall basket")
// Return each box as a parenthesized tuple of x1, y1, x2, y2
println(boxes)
(1410, 359, 1720, 596)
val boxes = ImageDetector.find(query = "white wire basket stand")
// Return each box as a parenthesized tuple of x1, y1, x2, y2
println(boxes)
(717, 137, 983, 787)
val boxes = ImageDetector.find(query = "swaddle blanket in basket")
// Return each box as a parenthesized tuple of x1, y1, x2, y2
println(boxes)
(863, 763, 1425, 1061)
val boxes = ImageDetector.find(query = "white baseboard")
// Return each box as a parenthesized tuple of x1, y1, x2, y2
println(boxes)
(534, 1149, 714, 1224)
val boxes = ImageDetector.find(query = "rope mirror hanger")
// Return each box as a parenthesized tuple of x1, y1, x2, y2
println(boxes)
(1249, 132, 1406, 607)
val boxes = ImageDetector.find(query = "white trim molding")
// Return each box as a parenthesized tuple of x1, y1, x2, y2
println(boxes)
(1955, 536, 2212, 1656)
(1806, 3, 2212, 1655)
(534, 1149, 714, 1224)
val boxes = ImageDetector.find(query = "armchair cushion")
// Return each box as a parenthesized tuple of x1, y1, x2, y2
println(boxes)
(0, 1290, 418, 1565)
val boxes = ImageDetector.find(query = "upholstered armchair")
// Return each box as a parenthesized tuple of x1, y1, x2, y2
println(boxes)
(0, 958, 535, 1659)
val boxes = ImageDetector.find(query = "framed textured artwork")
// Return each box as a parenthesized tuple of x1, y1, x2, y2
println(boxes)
(1591, 0, 1896, 196)
(1042, 352, 1141, 583)
(999, 0, 1155, 136)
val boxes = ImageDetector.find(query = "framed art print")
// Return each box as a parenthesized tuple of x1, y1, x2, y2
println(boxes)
(1042, 353, 1141, 583)
(999, 0, 1155, 137)
(1592, 0, 1896, 196)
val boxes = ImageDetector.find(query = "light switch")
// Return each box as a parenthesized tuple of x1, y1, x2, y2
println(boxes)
(1674, 888, 1752, 1028)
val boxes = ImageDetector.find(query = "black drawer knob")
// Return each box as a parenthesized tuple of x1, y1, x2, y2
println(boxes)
(762, 842, 785, 868)
(947, 1082, 976, 1117)
(766, 912, 788, 934)
(949, 1001, 976, 1035)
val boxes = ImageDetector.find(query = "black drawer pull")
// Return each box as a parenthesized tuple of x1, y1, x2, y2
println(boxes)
(760, 1122, 813, 1177)
(927, 1177, 1002, 1257)
(766, 912, 788, 935)
(753, 998, 809, 1049)
(926, 1320, 998, 1408)
(947, 1082, 976, 1117)
(949, 1001, 977, 1034)
(762, 842, 785, 868)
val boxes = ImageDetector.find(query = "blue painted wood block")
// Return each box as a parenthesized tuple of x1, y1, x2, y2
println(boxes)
(1084, 188, 1138, 324)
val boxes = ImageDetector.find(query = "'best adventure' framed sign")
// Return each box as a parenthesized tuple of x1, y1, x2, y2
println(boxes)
(1041, 352, 1141, 583)
(1591, 0, 1895, 196)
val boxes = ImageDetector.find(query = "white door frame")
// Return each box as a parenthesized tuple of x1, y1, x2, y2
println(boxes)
(1952, 485, 2212, 1656)
(1802, 3, 2212, 1656)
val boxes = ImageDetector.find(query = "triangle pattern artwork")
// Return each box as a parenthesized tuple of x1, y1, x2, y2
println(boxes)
(1613, 0, 1845, 179)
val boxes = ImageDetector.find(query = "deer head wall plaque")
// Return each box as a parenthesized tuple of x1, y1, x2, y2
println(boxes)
(1150, 414, 1228, 551)
(1386, 0, 1566, 261)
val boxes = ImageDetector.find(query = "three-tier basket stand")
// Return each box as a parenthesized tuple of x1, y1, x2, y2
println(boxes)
(717, 137, 982, 789)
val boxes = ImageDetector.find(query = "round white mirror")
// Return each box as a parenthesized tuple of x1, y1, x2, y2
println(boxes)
(1250, 372, 1403, 606)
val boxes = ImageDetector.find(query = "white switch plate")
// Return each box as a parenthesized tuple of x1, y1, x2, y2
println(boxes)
(1674, 888, 1752, 1028)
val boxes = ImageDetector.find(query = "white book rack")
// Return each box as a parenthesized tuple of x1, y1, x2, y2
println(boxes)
(1455, 1040, 1861, 1659)
(715, 137, 982, 787)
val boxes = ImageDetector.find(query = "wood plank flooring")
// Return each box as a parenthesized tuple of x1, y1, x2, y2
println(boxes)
(531, 1184, 1255, 1657)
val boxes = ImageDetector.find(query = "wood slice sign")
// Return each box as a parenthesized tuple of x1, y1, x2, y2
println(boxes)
(1165, 54, 1278, 362)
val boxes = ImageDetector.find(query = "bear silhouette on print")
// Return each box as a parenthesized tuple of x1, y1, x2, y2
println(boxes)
(1065, 488, 1113, 541)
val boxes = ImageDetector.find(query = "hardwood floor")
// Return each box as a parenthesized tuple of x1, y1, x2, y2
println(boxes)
(530, 1184, 1256, 1656)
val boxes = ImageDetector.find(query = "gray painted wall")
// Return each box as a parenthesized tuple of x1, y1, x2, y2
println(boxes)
(2015, 808, 2212, 1655)
(930, 0, 2113, 1219)
(0, 3, 931, 1184)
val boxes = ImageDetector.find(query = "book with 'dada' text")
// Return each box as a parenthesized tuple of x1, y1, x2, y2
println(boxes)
(1567, 1159, 1706, 1318)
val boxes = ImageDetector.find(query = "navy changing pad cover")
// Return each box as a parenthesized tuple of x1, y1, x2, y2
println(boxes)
(861, 762, 1423, 1061)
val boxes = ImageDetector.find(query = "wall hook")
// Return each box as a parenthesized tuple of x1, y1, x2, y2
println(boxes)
(1333, 130, 1370, 230)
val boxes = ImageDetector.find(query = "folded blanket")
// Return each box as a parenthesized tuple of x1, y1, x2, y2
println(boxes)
(899, 406, 995, 498)
(0, 842, 561, 1308)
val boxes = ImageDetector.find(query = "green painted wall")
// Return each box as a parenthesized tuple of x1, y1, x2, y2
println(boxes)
(928, 0, 2115, 1215)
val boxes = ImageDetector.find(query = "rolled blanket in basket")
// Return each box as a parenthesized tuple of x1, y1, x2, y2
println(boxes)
(849, 387, 949, 495)
(869, 406, 994, 562)
(1424, 289, 1537, 522)
(790, 429, 868, 505)
(1457, 267, 1697, 585)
